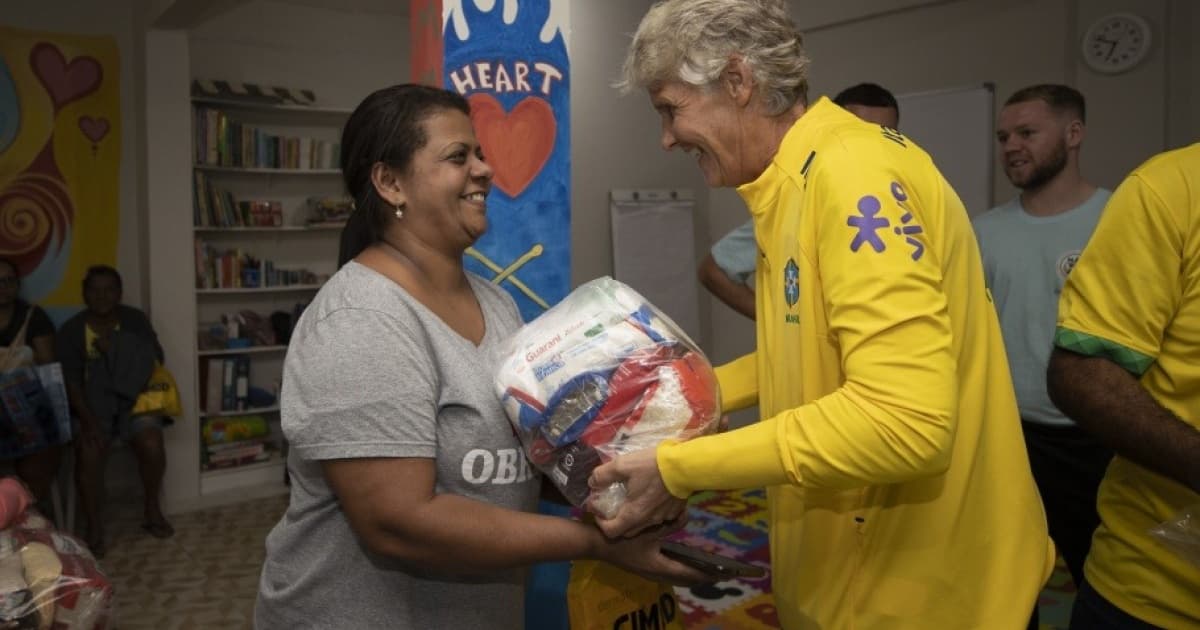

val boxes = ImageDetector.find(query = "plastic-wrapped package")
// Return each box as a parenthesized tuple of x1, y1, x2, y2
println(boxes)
(1148, 502, 1200, 568)
(0, 510, 113, 630)
(495, 277, 720, 516)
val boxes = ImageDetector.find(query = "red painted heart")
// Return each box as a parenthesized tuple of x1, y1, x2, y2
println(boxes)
(30, 43, 103, 110)
(468, 94, 556, 198)
(78, 116, 109, 143)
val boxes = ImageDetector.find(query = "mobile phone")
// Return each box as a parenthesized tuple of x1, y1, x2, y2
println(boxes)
(659, 541, 766, 579)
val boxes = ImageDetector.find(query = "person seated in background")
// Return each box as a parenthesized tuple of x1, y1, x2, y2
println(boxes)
(0, 258, 62, 506)
(697, 82, 900, 319)
(57, 265, 173, 557)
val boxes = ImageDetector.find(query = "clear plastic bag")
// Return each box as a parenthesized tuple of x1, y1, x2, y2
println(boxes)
(495, 277, 721, 517)
(1148, 502, 1200, 568)
(0, 510, 113, 629)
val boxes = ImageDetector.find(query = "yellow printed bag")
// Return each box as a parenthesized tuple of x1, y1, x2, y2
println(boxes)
(131, 362, 182, 417)
(566, 559, 683, 630)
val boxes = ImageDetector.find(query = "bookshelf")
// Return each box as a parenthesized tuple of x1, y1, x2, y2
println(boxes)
(194, 165, 342, 175)
(190, 96, 349, 497)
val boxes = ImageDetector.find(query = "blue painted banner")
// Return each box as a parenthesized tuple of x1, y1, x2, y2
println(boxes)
(443, 0, 570, 321)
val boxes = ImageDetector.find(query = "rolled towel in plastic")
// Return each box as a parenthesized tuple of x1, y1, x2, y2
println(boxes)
(0, 478, 32, 531)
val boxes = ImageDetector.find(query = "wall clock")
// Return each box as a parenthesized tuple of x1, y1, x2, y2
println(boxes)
(1081, 13, 1152, 74)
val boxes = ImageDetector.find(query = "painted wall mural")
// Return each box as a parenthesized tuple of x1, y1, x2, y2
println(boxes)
(414, 0, 570, 322)
(0, 26, 120, 312)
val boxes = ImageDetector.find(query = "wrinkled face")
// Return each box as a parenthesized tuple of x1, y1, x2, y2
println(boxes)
(395, 109, 494, 249)
(0, 264, 17, 307)
(84, 274, 121, 317)
(649, 80, 751, 187)
(996, 99, 1072, 191)
(843, 103, 899, 129)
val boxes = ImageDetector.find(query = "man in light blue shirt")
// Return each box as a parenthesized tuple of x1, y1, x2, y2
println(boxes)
(973, 85, 1112, 606)
(698, 83, 900, 319)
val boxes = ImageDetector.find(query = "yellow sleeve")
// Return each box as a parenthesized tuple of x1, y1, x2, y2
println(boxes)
(660, 145, 958, 495)
(714, 352, 757, 412)
(1055, 173, 1179, 375)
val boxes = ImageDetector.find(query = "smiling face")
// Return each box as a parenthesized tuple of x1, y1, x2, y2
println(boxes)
(387, 109, 494, 250)
(996, 99, 1076, 192)
(650, 80, 756, 187)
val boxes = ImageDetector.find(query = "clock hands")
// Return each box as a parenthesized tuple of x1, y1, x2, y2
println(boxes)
(1095, 36, 1119, 61)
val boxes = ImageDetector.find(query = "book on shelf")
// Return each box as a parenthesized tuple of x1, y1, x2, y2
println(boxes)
(200, 356, 273, 413)
(193, 106, 340, 170)
(203, 449, 272, 471)
(193, 171, 287, 228)
(305, 196, 353, 225)
(202, 414, 271, 445)
(193, 238, 320, 289)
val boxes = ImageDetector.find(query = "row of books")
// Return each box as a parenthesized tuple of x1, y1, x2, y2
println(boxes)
(307, 196, 354, 224)
(194, 240, 320, 289)
(199, 356, 251, 413)
(200, 414, 274, 470)
(193, 107, 341, 170)
(193, 171, 284, 228)
(202, 438, 273, 471)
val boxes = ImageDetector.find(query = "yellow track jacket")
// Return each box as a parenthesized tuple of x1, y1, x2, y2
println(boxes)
(658, 98, 1055, 629)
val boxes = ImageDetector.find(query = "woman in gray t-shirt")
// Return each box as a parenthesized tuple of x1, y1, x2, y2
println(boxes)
(254, 85, 704, 630)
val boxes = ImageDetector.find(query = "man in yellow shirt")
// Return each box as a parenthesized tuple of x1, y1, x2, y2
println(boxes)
(591, 1, 1054, 627)
(1047, 143, 1200, 629)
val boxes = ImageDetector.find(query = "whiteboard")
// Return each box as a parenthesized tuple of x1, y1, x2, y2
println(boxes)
(610, 189, 701, 342)
(897, 84, 995, 216)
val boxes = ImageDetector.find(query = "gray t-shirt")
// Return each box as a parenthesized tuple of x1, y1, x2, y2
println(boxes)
(255, 261, 540, 629)
(973, 189, 1110, 426)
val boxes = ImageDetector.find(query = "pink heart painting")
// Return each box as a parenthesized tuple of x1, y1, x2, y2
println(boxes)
(78, 116, 109, 144)
(30, 42, 103, 111)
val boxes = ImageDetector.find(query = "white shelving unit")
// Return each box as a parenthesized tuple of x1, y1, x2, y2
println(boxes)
(190, 95, 349, 498)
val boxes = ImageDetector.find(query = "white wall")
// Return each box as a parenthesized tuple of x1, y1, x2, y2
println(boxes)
(188, 1, 409, 110)
(5, 0, 147, 309)
(143, 27, 197, 510)
(568, 0, 713, 350)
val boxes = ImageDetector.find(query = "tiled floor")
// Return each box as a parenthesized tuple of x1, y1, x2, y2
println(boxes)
(96, 490, 1074, 629)
(99, 492, 287, 629)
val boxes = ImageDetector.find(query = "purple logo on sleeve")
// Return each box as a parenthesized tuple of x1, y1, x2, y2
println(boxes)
(888, 181, 925, 261)
(847, 195, 889, 253)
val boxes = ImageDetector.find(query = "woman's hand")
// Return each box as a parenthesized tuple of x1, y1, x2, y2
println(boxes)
(589, 518, 712, 586)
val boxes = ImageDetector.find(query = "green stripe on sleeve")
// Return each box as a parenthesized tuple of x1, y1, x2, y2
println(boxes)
(1054, 327, 1155, 376)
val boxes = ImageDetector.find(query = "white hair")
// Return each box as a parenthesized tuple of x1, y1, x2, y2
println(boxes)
(618, 0, 810, 115)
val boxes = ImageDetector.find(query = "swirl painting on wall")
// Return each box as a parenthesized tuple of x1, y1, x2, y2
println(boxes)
(0, 26, 120, 322)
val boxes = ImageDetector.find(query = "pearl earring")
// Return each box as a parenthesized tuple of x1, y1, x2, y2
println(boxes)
(394, 203, 404, 220)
